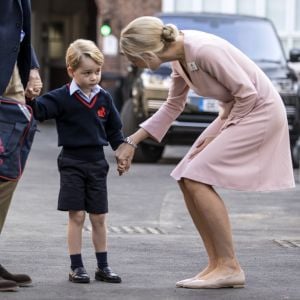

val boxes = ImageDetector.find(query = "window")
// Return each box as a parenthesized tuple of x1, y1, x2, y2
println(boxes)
(48, 22, 65, 59)
(203, 0, 222, 12)
(174, 0, 192, 12)
(296, 0, 300, 30)
(266, 0, 287, 31)
(280, 38, 288, 56)
(294, 39, 300, 48)
(236, 0, 256, 15)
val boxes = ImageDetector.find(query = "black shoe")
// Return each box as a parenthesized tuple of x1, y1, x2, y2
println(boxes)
(69, 267, 90, 284)
(0, 277, 18, 292)
(0, 265, 31, 287)
(95, 266, 122, 283)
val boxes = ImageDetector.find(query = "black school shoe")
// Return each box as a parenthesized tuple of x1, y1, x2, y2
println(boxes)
(0, 277, 18, 292)
(95, 267, 122, 283)
(69, 267, 90, 284)
(0, 265, 32, 287)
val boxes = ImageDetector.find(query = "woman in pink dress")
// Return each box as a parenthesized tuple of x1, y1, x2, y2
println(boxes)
(117, 16, 295, 289)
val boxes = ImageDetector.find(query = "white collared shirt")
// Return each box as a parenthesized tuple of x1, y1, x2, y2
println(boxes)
(69, 80, 101, 103)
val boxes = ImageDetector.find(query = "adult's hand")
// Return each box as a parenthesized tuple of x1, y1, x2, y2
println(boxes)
(219, 100, 234, 120)
(115, 128, 151, 175)
(188, 136, 216, 159)
(25, 69, 43, 99)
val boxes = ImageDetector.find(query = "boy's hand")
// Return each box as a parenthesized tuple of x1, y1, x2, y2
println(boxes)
(117, 159, 129, 176)
(115, 142, 135, 176)
(25, 69, 43, 99)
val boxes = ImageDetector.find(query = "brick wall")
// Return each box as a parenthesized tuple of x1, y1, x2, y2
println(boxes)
(95, 0, 162, 75)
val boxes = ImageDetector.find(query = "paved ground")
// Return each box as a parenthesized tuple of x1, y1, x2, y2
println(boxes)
(0, 121, 299, 300)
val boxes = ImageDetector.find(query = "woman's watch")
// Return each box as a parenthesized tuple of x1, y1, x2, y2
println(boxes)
(124, 137, 138, 149)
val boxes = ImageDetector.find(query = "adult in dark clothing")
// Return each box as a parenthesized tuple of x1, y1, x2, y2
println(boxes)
(0, 0, 42, 292)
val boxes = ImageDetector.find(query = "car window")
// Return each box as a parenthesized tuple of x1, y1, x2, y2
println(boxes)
(144, 62, 172, 76)
(160, 16, 286, 64)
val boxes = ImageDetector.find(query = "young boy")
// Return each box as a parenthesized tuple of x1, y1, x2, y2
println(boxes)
(27, 39, 124, 284)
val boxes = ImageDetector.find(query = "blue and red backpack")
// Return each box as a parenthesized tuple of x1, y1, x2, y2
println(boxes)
(0, 97, 36, 181)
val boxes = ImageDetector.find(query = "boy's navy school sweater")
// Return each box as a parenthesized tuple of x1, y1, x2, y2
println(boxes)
(28, 84, 124, 161)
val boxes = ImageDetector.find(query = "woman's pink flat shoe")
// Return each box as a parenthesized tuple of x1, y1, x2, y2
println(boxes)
(175, 277, 195, 287)
(182, 270, 245, 289)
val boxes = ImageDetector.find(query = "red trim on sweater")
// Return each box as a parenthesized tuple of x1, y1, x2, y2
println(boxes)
(73, 92, 98, 108)
(66, 83, 98, 108)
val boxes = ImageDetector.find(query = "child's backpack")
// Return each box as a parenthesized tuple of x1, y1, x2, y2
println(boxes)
(0, 97, 37, 181)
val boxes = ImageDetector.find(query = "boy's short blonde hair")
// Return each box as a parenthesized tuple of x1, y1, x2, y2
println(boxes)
(66, 39, 104, 70)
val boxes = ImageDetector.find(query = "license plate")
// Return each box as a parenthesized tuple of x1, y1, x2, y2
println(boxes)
(198, 97, 219, 112)
(187, 90, 219, 113)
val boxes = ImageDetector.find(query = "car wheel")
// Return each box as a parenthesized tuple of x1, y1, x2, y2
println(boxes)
(133, 142, 165, 163)
(121, 99, 164, 163)
(292, 140, 300, 169)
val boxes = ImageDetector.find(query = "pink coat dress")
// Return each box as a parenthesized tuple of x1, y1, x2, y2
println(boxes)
(140, 30, 295, 192)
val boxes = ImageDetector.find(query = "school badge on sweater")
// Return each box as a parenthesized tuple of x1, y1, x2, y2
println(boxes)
(97, 107, 106, 118)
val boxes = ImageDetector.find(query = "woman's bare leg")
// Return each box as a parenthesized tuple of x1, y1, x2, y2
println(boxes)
(178, 180, 217, 279)
(178, 178, 244, 288)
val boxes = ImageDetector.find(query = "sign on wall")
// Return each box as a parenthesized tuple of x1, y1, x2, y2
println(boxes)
(102, 35, 118, 56)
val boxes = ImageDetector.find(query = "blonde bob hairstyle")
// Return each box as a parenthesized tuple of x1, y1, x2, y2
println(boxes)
(120, 16, 179, 60)
(66, 39, 104, 70)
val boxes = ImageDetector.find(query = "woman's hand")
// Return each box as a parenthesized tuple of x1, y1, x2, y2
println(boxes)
(218, 101, 234, 120)
(116, 128, 151, 175)
(188, 136, 216, 159)
(115, 143, 136, 175)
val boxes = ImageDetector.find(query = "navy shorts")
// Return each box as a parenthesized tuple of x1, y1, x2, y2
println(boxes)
(57, 153, 109, 214)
